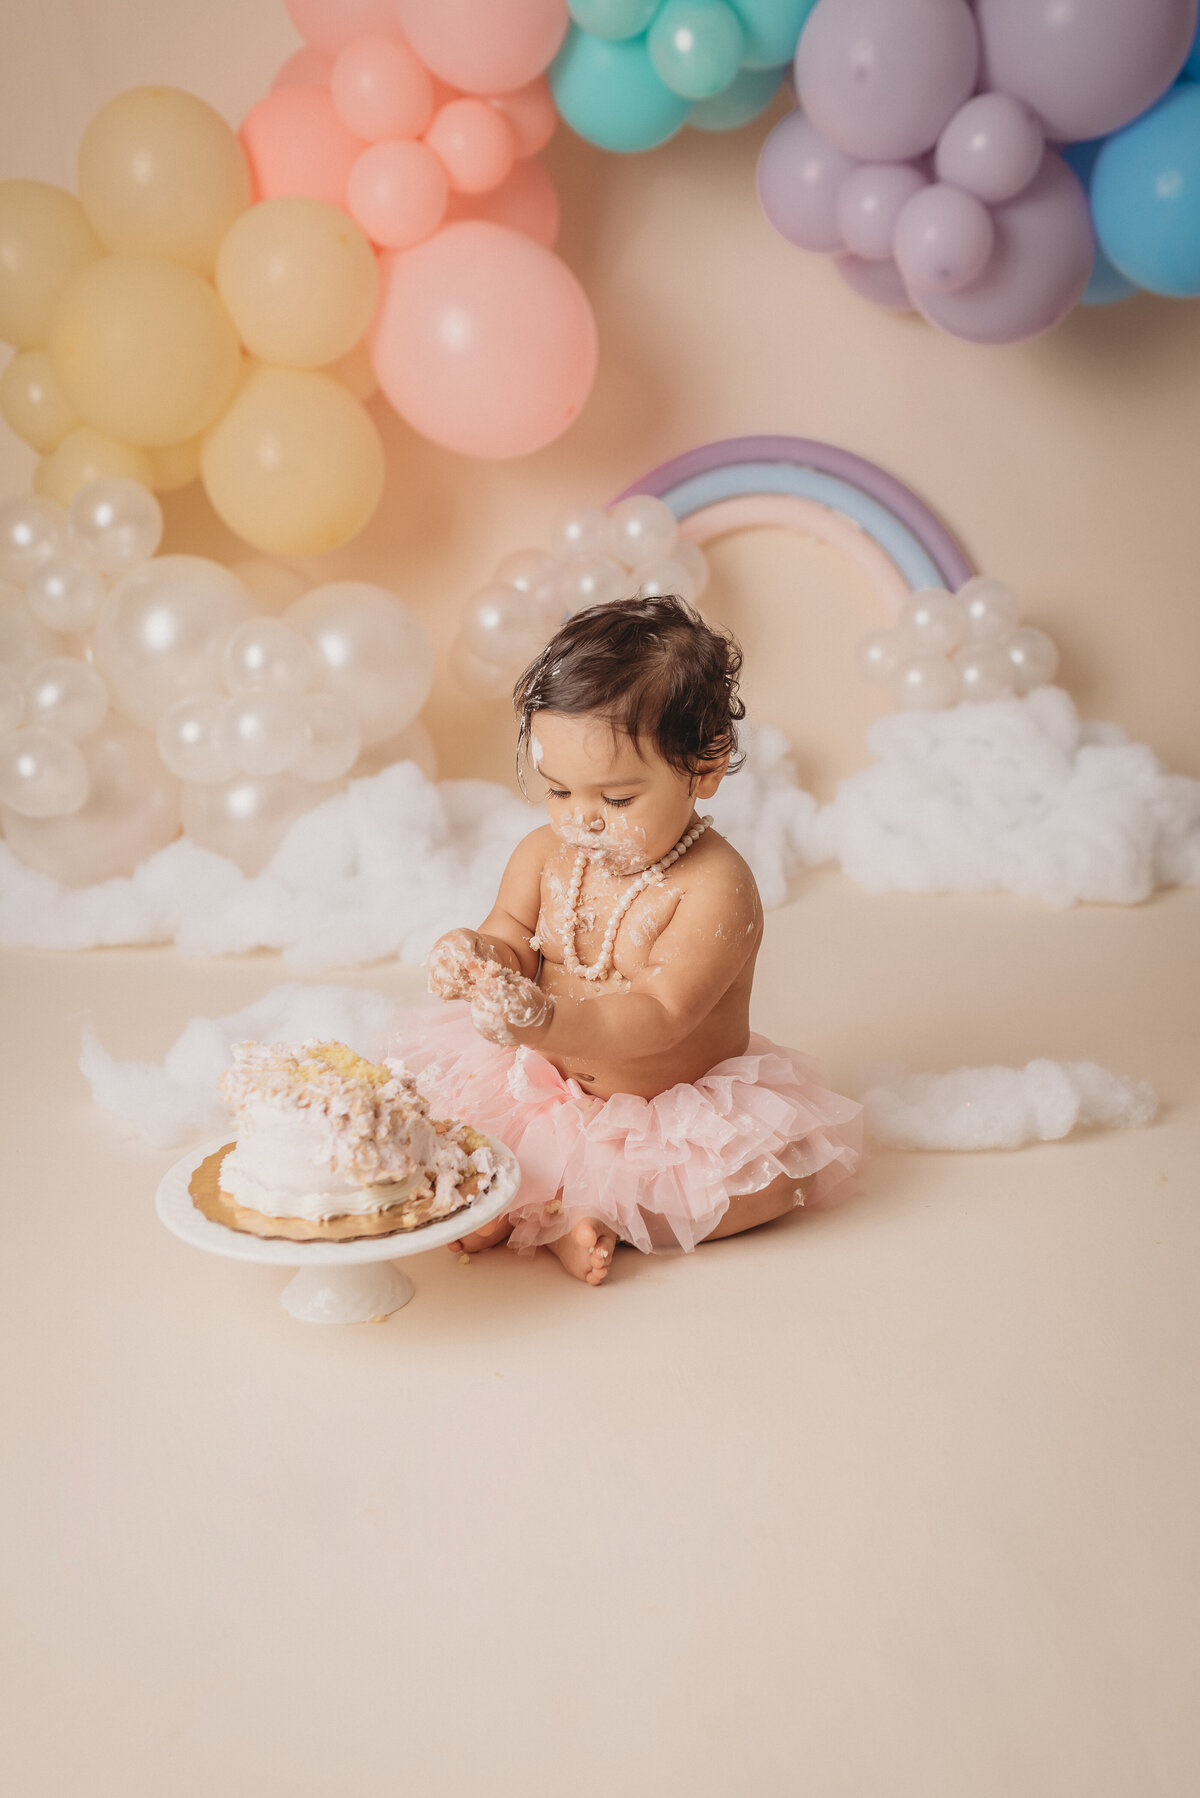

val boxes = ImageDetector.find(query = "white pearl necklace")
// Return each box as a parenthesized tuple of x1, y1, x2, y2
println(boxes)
(559, 814, 713, 983)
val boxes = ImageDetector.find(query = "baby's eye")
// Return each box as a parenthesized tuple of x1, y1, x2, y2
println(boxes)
(547, 788, 570, 800)
(603, 796, 634, 808)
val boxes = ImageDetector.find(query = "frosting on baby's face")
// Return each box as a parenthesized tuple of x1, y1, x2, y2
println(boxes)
(531, 710, 717, 874)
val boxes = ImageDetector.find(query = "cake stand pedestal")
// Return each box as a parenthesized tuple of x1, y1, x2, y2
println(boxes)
(156, 1136, 521, 1324)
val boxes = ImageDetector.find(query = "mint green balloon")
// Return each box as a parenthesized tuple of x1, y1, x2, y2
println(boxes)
(550, 26, 693, 151)
(690, 63, 783, 130)
(648, 0, 745, 100)
(567, 0, 660, 38)
(729, 0, 820, 70)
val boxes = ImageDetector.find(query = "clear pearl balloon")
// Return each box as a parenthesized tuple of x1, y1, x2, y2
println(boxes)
(633, 556, 700, 604)
(1005, 625, 1059, 694)
(856, 627, 912, 684)
(0, 726, 89, 817)
(0, 588, 58, 676)
(67, 478, 163, 576)
(93, 555, 256, 730)
(25, 553, 106, 634)
(180, 771, 339, 875)
(670, 536, 710, 600)
(25, 657, 108, 739)
(223, 693, 309, 777)
(953, 641, 1016, 703)
(461, 583, 548, 668)
(292, 692, 362, 782)
(283, 581, 434, 746)
(492, 547, 566, 623)
(558, 555, 628, 613)
(449, 635, 519, 700)
(0, 672, 24, 734)
(0, 720, 180, 884)
(605, 495, 678, 569)
(899, 587, 966, 654)
(155, 693, 239, 782)
(553, 504, 609, 562)
(891, 654, 962, 711)
(352, 717, 436, 781)
(959, 576, 1020, 643)
(222, 617, 317, 696)
(0, 495, 68, 584)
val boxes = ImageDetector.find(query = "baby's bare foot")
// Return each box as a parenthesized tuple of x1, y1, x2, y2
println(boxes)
(448, 1213, 514, 1254)
(546, 1217, 617, 1285)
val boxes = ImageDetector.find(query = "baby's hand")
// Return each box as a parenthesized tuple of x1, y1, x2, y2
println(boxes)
(469, 962, 555, 1048)
(426, 928, 493, 1000)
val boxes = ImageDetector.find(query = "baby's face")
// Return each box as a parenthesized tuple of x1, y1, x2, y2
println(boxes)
(530, 711, 714, 875)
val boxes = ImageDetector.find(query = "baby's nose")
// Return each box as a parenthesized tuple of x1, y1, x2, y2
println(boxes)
(587, 816, 606, 833)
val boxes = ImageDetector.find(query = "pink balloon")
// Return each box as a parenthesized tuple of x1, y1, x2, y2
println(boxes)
(425, 98, 516, 194)
(911, 151, 1094, 344)
(446, 158, 560, 246)
(836, 162, 927, 260)
(488, 79, 557, 158)
(331, 35, 435, 141)
(835, 254, 915, 311)
(796, 0, 979, 162)
(369, 222, 597, 457)
(348, 140, 449, 247)
(395, 0, 569, 96)
(935, 93, 1045, 205)
(284, 0, 399, 55)
(240, 87, 364, 206)
(756, 110, 859, 252)
(894, 182, 995, 293)
(272, 47, 335, 90)
(976, 0, 1198, 143)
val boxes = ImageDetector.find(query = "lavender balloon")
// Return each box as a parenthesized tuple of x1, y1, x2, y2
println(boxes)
(795, 0, 979, 162)
(976, 0, 1198, 144)
(757, 111, 858, 252)
(835, 253, 914, 311)
(894, 184, 996, 294)
(935, 93, 1045, 205)
(836, 163, 927, 261)
(912, 151, 1094, 344)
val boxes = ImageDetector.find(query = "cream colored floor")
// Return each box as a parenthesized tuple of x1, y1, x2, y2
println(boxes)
(3, 871, 1197, 1798)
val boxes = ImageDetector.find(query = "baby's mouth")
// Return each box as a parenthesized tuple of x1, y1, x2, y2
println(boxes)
(554, 821, 652, 874)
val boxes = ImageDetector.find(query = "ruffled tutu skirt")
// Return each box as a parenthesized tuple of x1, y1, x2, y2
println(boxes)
(388, 1000, 864, 1255)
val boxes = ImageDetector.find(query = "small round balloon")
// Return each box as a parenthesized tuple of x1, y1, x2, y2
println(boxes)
(0, 726, 89, 817)
(34, 429, 155, 510)
(0, 719, 180, 884)
(0, 589, 58, 676)
(953, 641, 1016, 702)
(856, 628, 911, 683)
(894, 184, 995, 294)
(1005, 625, 1059, 693)
(0, 180, 101, 351)
(959, 576, 1020, 643)
(67, 477, 163, 575)
(156, 693, 240, 783)
(284, 581, 435, 745)
(462, 584, 548, 667)
(330, 35, 435, 141)
(836, 164, 927, 262)
(25, 657, 109, 739)
(215, 198, 379, 369)
(647, 1, 746, 102)
(935, 93, 1045, 206)
(554, 505, 610, 562)
(0, 347, 79, 452)
(396, 0, 570, 96)
(757, 111, 859, 253)
(606, 495, 678, 567)
(292, 692, 362, 781)
(223, 692, 309, 777)
(559, 555, 629, 611)
(549, 28, 692, 153)
(93, 555, 256, 729)
(222, 617, 318, 695)
(425, 101, 516, 196)
(347, 141, 449, 249)
(0, 494, 68, 583)
(899, 588, 966, 653)
(634, 557, 700, 603)
(891, 654, 962, 710)
(1092, 84, 1200, 297)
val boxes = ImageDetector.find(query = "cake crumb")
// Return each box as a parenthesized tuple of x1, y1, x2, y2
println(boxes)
(458, 1252, 471, 1265)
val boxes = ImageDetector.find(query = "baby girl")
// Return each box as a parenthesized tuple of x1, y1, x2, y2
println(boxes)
(391, 594, 863, 1284)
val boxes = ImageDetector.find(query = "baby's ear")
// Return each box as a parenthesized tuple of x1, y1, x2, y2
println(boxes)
(694, 750, 730, 797)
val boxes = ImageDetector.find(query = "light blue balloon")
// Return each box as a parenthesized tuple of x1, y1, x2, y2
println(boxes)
(648, 0, 746, 101)
(1185, 17, 1200, 80)
(550, 26, 693, 152)
(1092, 83, 1200, 297)
(1080, 248, 1139, 305)
(567, 0, 660, 39)
(729, 0, 820, 70)
(690, 63, 784, 131)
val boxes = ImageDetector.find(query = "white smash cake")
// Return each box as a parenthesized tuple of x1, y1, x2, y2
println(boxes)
(204, 1040, 497, 1242)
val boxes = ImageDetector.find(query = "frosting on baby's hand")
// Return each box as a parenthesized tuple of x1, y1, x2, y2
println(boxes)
(426, 929, 497, 1001)
(468, 962, 555, 1047)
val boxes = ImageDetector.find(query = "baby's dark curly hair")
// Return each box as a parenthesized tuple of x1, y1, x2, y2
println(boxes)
(513, 594, 746, 784)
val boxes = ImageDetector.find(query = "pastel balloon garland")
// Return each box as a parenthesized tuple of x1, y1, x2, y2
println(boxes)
(758, 0, 1200, 343)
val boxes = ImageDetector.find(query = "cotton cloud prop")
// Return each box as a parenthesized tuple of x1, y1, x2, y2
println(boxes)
(7, 693, 1200, 969)
(80, 982, 1158, 1156)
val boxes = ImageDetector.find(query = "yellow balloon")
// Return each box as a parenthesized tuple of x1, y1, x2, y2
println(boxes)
(78, 86, 252, 276)
(34, 427, 153, 507)
(148, 435, 202, 492)
(0, 347, 80, 451)
(49, 254, 240, 447)
(0, 180, 102, 349)
(215, 198, 378, 369)
(201, 365, 385, 557)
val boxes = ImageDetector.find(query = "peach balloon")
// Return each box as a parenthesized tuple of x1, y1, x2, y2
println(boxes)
(49, 255, 241, 447)
(272, 47, 334, 90)
(215, 197, 378, 368)
(489, 79, 557, 158)
(201, 365, 385, 556)
(285, 0, 399, 56)
(395, 0, 569, 96)
(239, 87, 363, 207)
(0, 181, 101, 349)
(332, 37, 435, 141)
(448, 158, 559, 247)
(34, 429, 154, 508)
(0, 348, 80, 453)
(425, 99, 516, 195)
(147, 436, 203, 492)
(370, 222, 596, 458)
(347, 140, 449, 248)
(77, 87, 252, 277)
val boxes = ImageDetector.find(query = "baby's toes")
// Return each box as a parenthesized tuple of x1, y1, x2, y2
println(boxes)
(586, 1228, 617, 1283)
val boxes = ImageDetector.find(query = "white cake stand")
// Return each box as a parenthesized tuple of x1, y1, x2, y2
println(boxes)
(156, 1136, 521, 1324)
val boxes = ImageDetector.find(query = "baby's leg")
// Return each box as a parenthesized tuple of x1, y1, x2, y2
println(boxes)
(701, 1168, 802, 1242)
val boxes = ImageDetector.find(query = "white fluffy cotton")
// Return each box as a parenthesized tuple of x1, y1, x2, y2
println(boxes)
(6, 694, 1200, 968)
(862, 1059, 1158, 1151)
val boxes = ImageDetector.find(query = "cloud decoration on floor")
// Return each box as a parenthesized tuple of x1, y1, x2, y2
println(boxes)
(861, 1059, 1158, 1152)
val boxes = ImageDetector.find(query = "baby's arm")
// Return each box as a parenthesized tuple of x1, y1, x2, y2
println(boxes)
(427, 826, 549, 997)
(515, 857, 762, 1061)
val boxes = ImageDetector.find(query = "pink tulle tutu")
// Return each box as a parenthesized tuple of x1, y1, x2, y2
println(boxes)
(388, 1000, 864, 1255)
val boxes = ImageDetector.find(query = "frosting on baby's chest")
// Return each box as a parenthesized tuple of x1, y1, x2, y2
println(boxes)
(534, 859, 674, 977)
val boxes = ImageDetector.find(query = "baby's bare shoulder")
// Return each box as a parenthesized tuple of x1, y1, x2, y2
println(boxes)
(675, 832, 762, 924)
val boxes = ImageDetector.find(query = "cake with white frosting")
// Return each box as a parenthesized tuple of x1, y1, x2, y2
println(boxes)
(199, 1040, 496, 1242)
